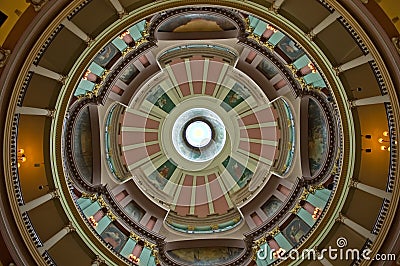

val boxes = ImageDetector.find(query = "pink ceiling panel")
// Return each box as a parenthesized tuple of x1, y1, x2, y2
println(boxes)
(123, 146, 148, 165)
(146, 143, 160, 156)
(260, 127, 278, 140)
(194, 176, 209, 217)
(204, 82, 216, 96)
(207, 61, 223, 83)
(208, 174, 229, 215)
(175, 175, 194, 216)
(178, 82, 191, 97)
(239, 140, 250, 152)
(240, 128, 262, 139)
(192, 81, 202, 94)
(145, 118, 160, 129)
(190, 59, 204, 82)
(254, 108, 276, 123)
(260, 144, 277, 161)
(121, 131, 145, 146)
(144, 131, 158, 142)
(122, 112, 147, 127)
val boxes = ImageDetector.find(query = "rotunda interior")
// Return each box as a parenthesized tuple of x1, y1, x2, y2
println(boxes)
(0, 0, 399, 266)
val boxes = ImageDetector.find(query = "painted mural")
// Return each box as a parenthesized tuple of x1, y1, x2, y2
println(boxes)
(167, 247, 243, 265)
(146, 85, 176, 113)
(221, 82, 251, 111)
(257, 59, 279, 79)
(308, 99, 328, 176)
(261, 196, 282, 218)
(73, 107, 92, 182)
(282, 217, 311, 246)
(94, 43, 120, 68)
(119, 63, 139, 84)
(124, 201, 145, 222)
(147, 160, 177, 190)
(276, 36, 304, 62)
(100, 223, 128, 253)
(222, 156, 253, 188)
(158, 13, 236, 32)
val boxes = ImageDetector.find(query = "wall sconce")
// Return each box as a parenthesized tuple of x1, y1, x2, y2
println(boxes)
(82, 69, 91, 80)
(119, 30, 130, 39)
(128, 254, 140, 264)
(378, 131, 396, 151)
(307, 62, 317, 73)
(17, 149, 26, 168)
(88, 216, 98, 227)
(312, 207, 322, 220)
(380, 145, 390, 151)
(267, 25, 278, 33)
(378, 138, 389, 143)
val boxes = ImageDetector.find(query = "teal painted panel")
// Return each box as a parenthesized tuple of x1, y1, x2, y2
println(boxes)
(304, 72, 322, 84)
(112, 38, 128, 52)
(74, 87, 87, 96)
(318, 188, 332, 199)
(82, 201, 101, 217)
(293, 54, 310, 69)
(129, 25, 143, 41)
(268, 31, 285, 46)
(249, 16, 260, 29)
(253, 20, 267, 36)
(95, 216, 112, 234)
(147, 256, 156, 266)
(120, 238, 137, 258)
(139, 247, 152, 266)
(76, 198, 92, 210)
(88, 61, 105, 76)
(297, 208, 315, 227)
(77, 79, 95, 91)
(137, 20, 146, 31)
(307, 193, 327, 209)
(275, 232, 293, 251)
(312, 79, 326, 88)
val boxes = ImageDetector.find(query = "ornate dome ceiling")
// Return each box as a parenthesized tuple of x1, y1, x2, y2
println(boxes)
(0, 1, 399, 266)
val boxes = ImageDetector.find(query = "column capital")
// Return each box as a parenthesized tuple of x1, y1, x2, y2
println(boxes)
(50, 189, 60, 199)
(313, 246, 321, 256)
(91, 255, 105, 266)
(349, 178, 359, 188)
(66, 222, 76, 233)
(391, 37, 400, 55)
(0, 47, 11, 68)
(27, 0, 49, 11)
(335, 213, 345, 223)
(333, 66, 341, 76)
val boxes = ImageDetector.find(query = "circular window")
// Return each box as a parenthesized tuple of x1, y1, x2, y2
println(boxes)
(172, 108, 226, 162)
(185, 120, 213, 148)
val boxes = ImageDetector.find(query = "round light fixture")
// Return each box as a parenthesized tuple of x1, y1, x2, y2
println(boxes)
(185, 121, 212, 148)
(171, 108, 226, 162)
